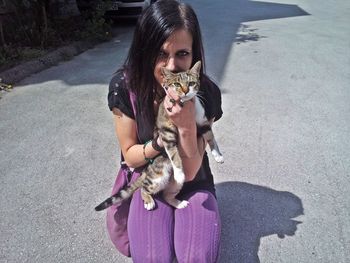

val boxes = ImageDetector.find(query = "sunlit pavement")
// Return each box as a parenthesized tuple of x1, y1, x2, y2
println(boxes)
(0, 1, 349, 262)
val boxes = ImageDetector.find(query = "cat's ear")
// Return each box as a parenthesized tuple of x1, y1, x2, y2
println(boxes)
(161, 67, 174, 78)
(189, 61, 202, 76)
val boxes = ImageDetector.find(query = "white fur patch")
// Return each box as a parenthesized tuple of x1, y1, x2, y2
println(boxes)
(194, 97, 207, 125)
(144, 200, 156, 210)
(212, 150, 224, 163)
(120, 190, 129, 199)
(151, 166, 172, 192)
(173, 167, 185, 183)
(176, 200, 189, 209)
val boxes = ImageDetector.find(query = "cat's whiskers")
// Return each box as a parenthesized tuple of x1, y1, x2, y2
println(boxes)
(196, 93, 206, 105)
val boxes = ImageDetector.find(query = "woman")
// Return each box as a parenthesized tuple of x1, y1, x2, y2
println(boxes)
(106, 0, 223, 262)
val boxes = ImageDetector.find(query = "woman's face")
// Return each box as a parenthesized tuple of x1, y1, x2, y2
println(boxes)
(154, 29, 193, 86)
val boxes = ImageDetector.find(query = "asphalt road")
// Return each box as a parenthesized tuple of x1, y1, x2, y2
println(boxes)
(1, 0, 349, 262)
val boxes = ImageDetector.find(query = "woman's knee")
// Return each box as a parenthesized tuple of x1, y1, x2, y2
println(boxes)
(174, 191, 221, 263)
(128, 191, 175, 262)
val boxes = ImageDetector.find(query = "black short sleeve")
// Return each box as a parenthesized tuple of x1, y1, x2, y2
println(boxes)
(107, 71, 135, 119)
(200, 76, 223, 122)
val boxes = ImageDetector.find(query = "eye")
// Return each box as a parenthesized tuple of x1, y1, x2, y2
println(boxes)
(177, 50, 190, 57)
(188, 82, 196, 87)
(174, 83, 182, 88)
(158, 50, 168, 59)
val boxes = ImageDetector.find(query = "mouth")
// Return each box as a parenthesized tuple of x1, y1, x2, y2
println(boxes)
(181, 93, 196, 101)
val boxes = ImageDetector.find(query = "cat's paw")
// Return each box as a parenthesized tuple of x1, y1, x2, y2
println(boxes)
(214, 155, 224, 163)
(166, 199, 189, 209)
(212, 150, 224, 163)
(176, 200, 189, 209)
(144, 200, 156, 210)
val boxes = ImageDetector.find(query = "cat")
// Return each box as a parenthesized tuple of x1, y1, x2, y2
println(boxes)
(95, 61, 223, 212)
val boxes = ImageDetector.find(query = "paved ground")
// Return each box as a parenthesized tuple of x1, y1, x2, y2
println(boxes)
(1, 0, 349, 262)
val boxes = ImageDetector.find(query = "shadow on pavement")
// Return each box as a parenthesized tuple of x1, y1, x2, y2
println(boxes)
(216, 181, 303, 263)
(14, 0, 309, 87)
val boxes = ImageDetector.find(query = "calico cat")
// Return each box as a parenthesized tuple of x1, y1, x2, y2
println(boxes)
(95, 61, 223, 211)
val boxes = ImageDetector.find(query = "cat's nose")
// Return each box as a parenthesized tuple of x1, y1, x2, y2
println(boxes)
(182, 86, 189, 94)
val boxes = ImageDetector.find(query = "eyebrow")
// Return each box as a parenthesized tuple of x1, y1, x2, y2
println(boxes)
(160, 48, 192, 53)
(177, 49, 192, 53)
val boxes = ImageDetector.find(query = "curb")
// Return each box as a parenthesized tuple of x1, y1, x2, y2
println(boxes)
(0, 40, 99, 85)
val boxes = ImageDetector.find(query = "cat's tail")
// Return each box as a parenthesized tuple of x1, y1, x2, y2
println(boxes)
(94, 172, 146, 211)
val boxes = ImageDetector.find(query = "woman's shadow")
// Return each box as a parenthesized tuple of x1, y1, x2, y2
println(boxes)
(216, 181, 303, 263)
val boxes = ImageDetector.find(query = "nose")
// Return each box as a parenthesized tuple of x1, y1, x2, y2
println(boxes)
(165, 57, 177, 72)
(182, 85, 189, 94)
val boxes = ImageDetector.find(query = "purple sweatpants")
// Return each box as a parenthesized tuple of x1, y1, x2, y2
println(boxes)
(127, 190, 221, 263)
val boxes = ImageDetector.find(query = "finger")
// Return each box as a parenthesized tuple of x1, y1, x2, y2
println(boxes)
(165, 96, 175, 107)
(178, 99, 184, 108)
(166, 88, 180, 101)
(164, 98, 174, 113)
(163, 96, 172, 108)
(164, 101, 173, 112)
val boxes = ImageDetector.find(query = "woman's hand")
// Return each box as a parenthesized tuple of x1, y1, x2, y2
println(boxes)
(163, 88, 196, 131)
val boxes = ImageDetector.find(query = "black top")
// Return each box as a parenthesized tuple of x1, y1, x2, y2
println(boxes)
(108, 70, 223, 197)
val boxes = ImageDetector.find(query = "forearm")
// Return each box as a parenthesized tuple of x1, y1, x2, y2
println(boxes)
(123, 143, 156, 168)
(113, 111, 163, 169)
(122, 141, 161, 169)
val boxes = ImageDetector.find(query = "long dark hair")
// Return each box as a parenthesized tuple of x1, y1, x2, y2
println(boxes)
(123, 0, 206, 141)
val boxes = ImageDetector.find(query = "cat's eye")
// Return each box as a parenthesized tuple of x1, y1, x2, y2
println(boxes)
(174, 83, 182, 88)
(188, 82, 196, 87)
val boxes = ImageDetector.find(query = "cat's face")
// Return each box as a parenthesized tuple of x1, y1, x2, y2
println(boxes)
(161, 61, 201, 101)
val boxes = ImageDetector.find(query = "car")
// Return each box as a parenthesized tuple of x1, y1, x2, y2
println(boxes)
(77, 0, 157, 19)
(106, 0, 157, 18)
